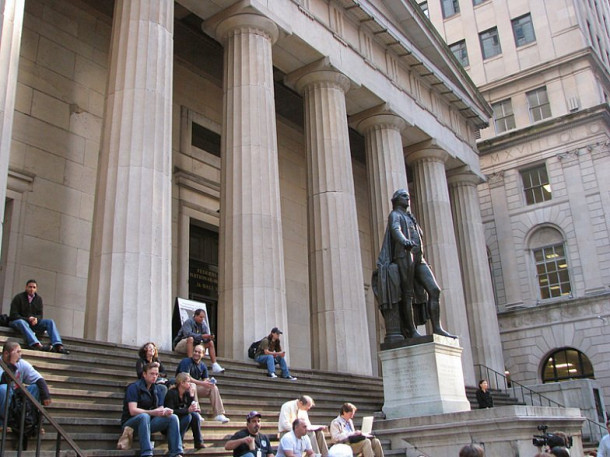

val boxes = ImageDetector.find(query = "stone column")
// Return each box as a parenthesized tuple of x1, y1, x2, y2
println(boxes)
(289, 63, 372, 375)
(207, 12, 289, 359)
(85, 0, 174, 347)
(0, 0, 25, 256)
(448, 170, 505, 376)
(352, 110, 408, 252)
(406, 144, 475, 385)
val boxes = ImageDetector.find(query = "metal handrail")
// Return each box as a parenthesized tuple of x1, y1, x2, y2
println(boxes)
(0, 356, 85, 456)
(475, 364, 607, 444)
(474, 364, 563, 407)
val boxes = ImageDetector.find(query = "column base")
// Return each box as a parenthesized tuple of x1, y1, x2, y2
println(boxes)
(379, 334, 471, 419)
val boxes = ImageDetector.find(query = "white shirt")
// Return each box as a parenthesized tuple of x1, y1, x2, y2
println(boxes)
(276, 431, 312, 457)
(598, 433, 610, 457)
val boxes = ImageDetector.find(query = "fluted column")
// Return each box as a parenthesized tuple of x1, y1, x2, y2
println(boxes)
(406, 145, 475, 385)
(209, 13, 288, 359)
(290, 64, 372, 375)
(352, 111, 408, 252)
(85, 0, 174, 347)
(0, 0, 25, 256)
(448, 170, 505, 376)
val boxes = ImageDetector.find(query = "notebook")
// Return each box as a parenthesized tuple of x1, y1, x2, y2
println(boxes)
(360, 416, 374, 436)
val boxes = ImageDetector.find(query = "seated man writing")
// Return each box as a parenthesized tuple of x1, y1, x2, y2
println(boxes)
(173, 308, 224, 373)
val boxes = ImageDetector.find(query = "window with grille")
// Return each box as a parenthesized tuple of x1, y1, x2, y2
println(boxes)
(533, 243, 571, 299)
(441, 0, 460, 18)
(542, 348, 593, 383)
(480, 27, 502, 59)
(521, 164, 551, 205)
(512, 14, 536, 47)
(526, 86, 551, 122)
(449, 40, 469, 67)
(492, 99, 515, 133)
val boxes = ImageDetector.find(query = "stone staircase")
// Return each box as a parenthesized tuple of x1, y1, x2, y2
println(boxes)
(0, 327, 523, 456)
(0, 328, 385, 456)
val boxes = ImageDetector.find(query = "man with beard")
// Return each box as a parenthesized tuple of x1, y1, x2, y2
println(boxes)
(225, 411, 274, 457)
(175, 344, 229, 423)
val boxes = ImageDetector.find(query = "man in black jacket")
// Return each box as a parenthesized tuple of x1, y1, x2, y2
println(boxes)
(9, 280, 69, 354)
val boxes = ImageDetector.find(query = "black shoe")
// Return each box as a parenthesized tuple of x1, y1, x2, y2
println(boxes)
(53, 345, 70, 354)
(40, 344, 52, 352)
(194, 442, 205, 450)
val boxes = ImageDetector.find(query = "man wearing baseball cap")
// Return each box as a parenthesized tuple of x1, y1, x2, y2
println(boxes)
(254, 328, 297, 380)
(225, 411, 274, 457)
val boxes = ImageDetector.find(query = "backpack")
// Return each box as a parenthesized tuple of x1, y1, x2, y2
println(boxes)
(248, 339, 263, 359)
(7, 389, 41, 438)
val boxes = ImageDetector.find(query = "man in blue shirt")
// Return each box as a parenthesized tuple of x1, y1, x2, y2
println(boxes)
(176, 344, 229, 423)
(119, 362, 183, 457)
(0, 341, 51, 425)
(173, 308, 224, 373)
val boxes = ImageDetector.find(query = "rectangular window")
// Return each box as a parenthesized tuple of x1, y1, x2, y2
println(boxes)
(491, 99, 515, 133)
(512, 14, 536, 47)
(441, 0, 460, 18)
(192, 122, 221, 157)
(449, 40, 469, 67)
(480, 27, 502, 59)
(521, 164, 552, 205)
(534, 244, 571, 299)
(526, 86, 552, 122)
(418, 1, 429, 18)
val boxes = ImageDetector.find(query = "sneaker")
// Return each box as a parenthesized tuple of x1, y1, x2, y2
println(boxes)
(283, 375, 298, 381)
(267, 373, 278, 378)
(215, 414, 230, 423)
(211, 362, 225, 373)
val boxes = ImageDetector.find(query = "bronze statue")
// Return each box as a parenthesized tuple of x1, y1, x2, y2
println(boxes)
(372, 189, 455, 343)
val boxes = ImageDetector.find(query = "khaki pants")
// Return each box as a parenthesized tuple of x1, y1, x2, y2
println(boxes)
(191, 382, 225, 416)
(348, 437, 383, 457)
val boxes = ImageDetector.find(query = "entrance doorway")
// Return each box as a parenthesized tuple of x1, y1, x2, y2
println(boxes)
(188, 223, 219, 346)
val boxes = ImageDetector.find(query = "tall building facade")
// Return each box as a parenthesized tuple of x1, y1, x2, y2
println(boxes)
(0, 0, 505, 382)
(424, 0, 610, 411)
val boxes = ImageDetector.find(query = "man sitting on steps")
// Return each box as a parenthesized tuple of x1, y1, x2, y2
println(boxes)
(176, 344, 230, 423)
(173, 308, 224, 373)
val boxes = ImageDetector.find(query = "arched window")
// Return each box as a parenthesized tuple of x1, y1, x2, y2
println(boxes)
(528, 227, 571, 300)
(542, 348, 594, 383)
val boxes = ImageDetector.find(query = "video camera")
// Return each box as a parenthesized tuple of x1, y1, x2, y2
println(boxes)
(532, 425, 573, 449)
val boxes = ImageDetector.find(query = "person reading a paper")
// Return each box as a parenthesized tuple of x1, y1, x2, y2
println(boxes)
(329, 403, 383, 457)
(279, 395, 329, 457)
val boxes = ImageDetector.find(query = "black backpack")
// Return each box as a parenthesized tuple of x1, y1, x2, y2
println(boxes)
(7, 389, 41, 438)
(247, 339, 263, 359)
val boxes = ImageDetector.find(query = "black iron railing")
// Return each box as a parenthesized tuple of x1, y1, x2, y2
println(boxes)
(0, 357, 85, 456)
(475, 364, 606, 443)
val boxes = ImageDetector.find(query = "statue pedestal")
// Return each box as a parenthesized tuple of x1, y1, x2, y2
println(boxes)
(379, 334, 471, 419)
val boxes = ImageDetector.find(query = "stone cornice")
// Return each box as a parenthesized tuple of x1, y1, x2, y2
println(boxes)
(477, 104, 610, 156)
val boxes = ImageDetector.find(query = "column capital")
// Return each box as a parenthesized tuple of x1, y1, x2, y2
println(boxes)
(349, 104, 408, 136)
(285, 57, 352, 95)
(207, 11, 279, 45)
(405, 141, 449, 166)
(447, 168, 483, 187)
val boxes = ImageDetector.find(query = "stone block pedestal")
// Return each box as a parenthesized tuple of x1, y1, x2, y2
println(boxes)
(379, 334, 471, 419)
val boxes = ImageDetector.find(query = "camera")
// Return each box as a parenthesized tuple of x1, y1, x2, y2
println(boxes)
(532, 425, 572, 449)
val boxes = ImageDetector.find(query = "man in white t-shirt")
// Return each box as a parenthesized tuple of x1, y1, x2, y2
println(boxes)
(277, 418, 315, 457)
(598, 420, 610, 457)
(279, 395, 328, 456)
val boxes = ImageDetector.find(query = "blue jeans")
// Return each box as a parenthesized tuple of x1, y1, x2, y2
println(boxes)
(179, 412, 203, 445)
(123, 413, 183, 457)
(255, 354, 291, 377)
(0, 384, 40, 425)
(10, 318, 62, 347)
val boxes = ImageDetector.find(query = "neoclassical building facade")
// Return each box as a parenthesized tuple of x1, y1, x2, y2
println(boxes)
(425, 0, 610, 411)
(0, 0, 504, 383)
